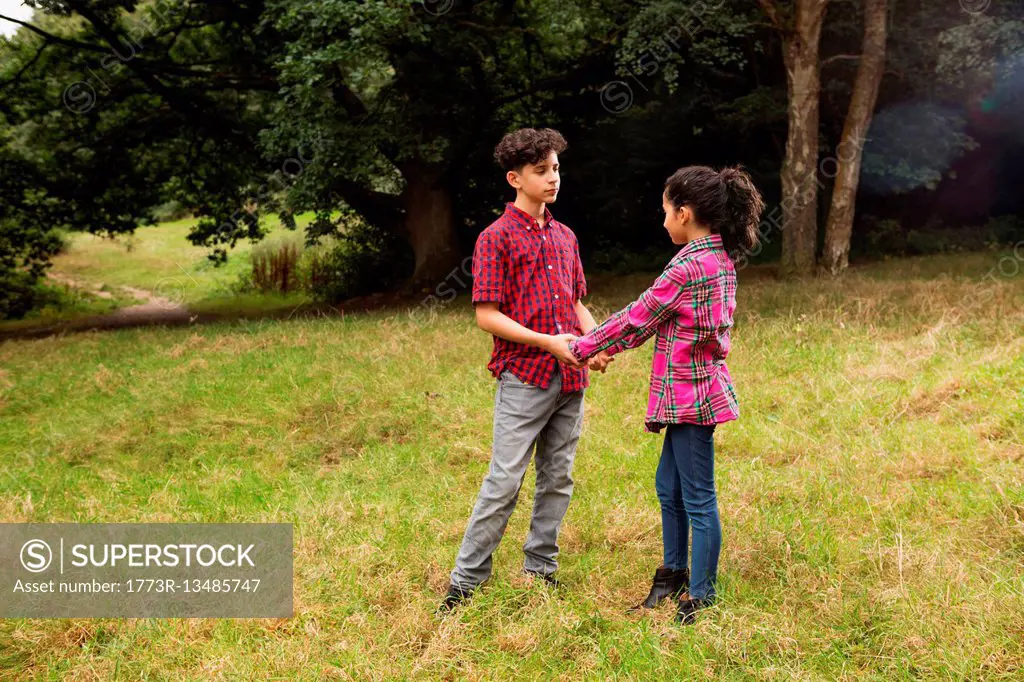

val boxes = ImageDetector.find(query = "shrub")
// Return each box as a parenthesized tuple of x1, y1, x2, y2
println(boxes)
(303, 222, 411, 303)
(0, 270, 39, 320)
(985, 215, 1024, 245)
(251, 241, 301, 293)
(149, 201, 193, 223)
(864, 218, 907, 256)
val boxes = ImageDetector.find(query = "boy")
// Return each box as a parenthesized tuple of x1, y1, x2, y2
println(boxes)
(441, 128, 612, 610)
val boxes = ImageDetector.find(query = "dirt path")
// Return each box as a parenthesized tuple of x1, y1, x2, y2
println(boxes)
(0, 276, 425, 342)
(45, 273, 189, 312)
(0, 274, 196, 341)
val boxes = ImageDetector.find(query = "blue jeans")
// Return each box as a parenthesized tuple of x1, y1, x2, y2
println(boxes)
(655, 423, 721, 601)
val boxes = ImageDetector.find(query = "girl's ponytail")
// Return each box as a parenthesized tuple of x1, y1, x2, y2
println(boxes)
(718, 166, 765, 256)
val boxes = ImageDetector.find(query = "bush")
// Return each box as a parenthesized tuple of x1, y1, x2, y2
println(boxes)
(864, 218, 907, 256)
(251, 241, 301, 293)
(985, 215, 1024, 245)
(51, 230, 73, 256)
(303, 222, 411, 303)
(0, 270, 39, 320)
(855, 214, 1024, 260)
(149, 201, 193, 223)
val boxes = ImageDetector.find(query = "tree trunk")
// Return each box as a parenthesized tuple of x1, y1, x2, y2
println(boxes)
(820, 0, 887, 275)
(778, 0, 828, 277)
(399, 167, 461, 293)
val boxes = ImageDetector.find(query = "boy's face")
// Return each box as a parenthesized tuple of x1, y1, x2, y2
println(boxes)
(508, 151, 560, 204)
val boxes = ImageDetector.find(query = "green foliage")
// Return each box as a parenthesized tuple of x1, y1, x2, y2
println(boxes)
(1, 0, 1022, 317)
(147, 200, 192, 223)
(935, 14, 1024, 93)
(0, 210, 65, 319)
(304, 221, 412, 304)
(617, 0, 757, 94)
(860, 104, 979, 194)
(855, 215, 1024, 260)
(0, 269, 39, 320)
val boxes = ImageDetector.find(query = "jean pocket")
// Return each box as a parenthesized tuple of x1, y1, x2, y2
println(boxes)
(500, 370, 531, 387)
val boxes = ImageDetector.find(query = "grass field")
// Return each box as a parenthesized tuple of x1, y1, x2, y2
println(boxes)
(0, 247, 1022, 679)
(1, 216, 316, 333)
(48, 214, 317, 303)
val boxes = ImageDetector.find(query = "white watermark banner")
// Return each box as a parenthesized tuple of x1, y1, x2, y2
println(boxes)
(1, 523, 292, 618)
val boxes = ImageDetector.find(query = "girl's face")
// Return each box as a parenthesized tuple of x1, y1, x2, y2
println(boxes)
(662, 193, 690, 245)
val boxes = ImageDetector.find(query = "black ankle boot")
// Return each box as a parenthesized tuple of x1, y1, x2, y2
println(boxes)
(629, 565, 689, 612)
(675, 596, 712, 625)
(437, 584, 474, 613)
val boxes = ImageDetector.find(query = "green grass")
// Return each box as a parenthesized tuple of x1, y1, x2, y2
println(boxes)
(0, 250, 1022, 679)
(48, 213, 316, 303)
(0, 282, 140, 332)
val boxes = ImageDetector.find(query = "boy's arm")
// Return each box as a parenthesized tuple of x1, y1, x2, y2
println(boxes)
(574, 299, 597, 334)
(569, 235, 613, 368)
(475, 303, 581, 367)
(573, 300, 615, 372)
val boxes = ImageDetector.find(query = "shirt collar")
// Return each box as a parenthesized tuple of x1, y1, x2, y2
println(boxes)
(672, 233, 723, 263)
(504, 202, 555, 230)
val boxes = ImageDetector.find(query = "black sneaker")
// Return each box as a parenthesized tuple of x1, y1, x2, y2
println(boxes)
(628, 565, 689, 612)
(523, 570, 561, 588)
(675, 596, 713, 625)
(437, 584, 473, 613)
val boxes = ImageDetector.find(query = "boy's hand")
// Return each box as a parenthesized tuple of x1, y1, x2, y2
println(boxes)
(543, 333, 581, 367)
(588, 350, 614, 373)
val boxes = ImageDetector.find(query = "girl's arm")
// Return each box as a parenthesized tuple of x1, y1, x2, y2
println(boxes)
(570, 265, 689, 362)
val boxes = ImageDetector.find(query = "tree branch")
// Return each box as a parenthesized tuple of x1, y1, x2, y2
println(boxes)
(330, 178, 404, 234)
(0, 14, 108, 52)
(823, 54, 861, 66)
(62, 0, 211, 120)
(0, 41, 51, 93)
(329, 67, 371, 120)
(757, 0, 784, 31)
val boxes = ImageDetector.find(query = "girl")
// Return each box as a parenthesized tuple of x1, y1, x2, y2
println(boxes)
(568, 165, 764, 624)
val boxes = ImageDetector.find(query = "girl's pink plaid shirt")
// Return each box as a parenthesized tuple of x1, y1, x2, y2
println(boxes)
(570, 233, 740, 433)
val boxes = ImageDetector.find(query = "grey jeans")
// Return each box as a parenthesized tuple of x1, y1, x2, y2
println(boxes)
(450, 369, 585, 590)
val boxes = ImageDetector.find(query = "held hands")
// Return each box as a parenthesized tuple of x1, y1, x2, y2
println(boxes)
(543, 333, 582, 367)
(542, 334, 615, 373)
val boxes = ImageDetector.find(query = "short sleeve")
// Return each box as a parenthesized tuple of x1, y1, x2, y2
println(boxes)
(471, 227, 506, 304)
(572, 235, 587, 300)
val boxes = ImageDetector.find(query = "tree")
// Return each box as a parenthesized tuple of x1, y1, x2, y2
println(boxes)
(759, 0, 828, 277)
(820, 0, 887, 275)
(252, 0, 628, 290)
(0, 0, 630, 298)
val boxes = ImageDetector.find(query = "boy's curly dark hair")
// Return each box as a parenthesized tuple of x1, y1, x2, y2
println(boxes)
(494, 128, 568, 172)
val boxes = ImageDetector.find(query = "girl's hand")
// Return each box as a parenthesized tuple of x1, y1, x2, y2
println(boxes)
(588, 350, 614, 373)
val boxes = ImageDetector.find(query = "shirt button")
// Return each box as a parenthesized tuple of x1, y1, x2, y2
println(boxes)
(557, 324, 562, 331)
(547, 265, 552, 270)
(542, 236, 546, 241)
(554, 294, 559, 299)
